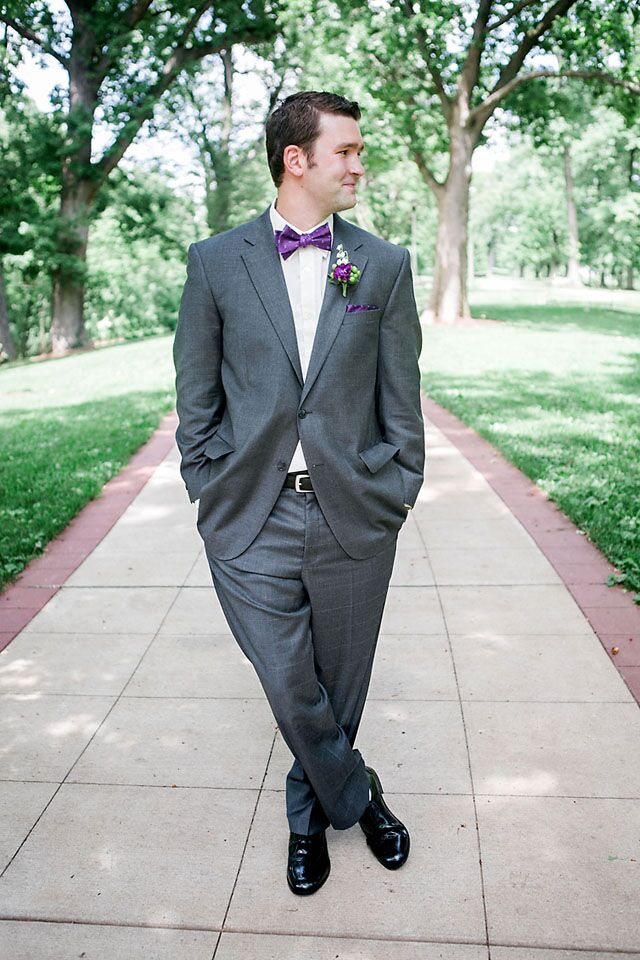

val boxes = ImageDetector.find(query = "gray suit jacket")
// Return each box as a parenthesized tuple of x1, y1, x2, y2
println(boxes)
(173, 203, 424, 560)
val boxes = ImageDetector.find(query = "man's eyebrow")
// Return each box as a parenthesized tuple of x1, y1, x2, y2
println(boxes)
(335, 141, 366, 150)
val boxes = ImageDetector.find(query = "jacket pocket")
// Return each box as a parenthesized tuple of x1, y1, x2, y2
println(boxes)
(204, 433, 235, 460)
(342, 307, 381, 323)
(358, 439, 400, 473)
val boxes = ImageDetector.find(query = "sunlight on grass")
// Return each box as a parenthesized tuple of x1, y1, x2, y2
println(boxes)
(421, 296, 640, 595)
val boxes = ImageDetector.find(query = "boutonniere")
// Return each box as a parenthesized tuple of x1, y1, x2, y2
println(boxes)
(329, 243, 361, 297)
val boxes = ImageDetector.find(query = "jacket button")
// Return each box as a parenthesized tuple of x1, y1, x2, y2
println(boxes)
(298, 408, 307, 419)
(277, 461, 286, 471)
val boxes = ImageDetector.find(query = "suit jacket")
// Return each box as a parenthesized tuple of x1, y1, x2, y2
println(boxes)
(172, 203, 425, 560)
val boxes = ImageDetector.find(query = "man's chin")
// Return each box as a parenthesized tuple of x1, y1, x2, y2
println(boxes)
(336, 191, 357, 211)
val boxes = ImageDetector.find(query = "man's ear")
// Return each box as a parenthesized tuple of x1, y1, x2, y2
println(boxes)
(282, 144, 305, 179)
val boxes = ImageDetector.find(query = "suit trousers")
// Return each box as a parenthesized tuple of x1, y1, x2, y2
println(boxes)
(204, 484, 397, 836)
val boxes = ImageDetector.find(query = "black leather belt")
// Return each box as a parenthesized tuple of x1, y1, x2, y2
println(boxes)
(284, 471, 314, 492)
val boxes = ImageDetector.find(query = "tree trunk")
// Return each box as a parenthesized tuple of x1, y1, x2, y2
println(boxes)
(428, 134, 473, 323)
(486, 237, 496, 276)
(0, 259, 17, 361)
(207, 49, 234, 235)
(626, 148, 636, 290)
(50, 17, 98, 355)
(51, 178, 94, 354)
(410, 203, 419, 275)
(563, 143, 582, 285)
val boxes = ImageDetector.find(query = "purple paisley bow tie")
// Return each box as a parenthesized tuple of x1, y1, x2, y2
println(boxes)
(274, 222, 332, 260)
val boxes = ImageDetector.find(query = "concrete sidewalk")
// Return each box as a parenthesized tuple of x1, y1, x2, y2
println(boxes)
(1, 416, 639, 958)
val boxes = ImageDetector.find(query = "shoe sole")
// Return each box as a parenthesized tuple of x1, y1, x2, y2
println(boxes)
(287, 863, 331, 895)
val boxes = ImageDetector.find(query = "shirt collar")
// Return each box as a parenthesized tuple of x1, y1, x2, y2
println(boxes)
(270, 199, 333, 247)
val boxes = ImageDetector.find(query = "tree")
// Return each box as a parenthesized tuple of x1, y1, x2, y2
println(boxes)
(1, 0, 278, 354)
(82, 164, 199, 340)
(159, 42, 285, 234)
(573, 106, 640, 287)
(0, 52, 59, 360)
(470, 141, 569, 279)
(344, 0, 640, 322)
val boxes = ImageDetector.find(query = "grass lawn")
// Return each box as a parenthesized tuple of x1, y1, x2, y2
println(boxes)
(418, 280, 640, 597)
(0, 335, 176, 592)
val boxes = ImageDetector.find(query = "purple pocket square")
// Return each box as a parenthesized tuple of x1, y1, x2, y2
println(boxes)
(345, 304, 379, 313)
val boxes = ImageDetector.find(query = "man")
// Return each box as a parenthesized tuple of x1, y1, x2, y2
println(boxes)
(173, 91, 424, 895)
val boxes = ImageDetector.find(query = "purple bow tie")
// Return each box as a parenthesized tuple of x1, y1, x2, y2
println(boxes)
(274, 222, 332, 260)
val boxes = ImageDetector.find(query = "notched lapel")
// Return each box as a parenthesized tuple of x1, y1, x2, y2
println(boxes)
(240, 207, 304, 386)
(300, 215, 367, 405)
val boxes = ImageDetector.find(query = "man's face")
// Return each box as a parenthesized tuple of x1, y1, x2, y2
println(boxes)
(299, 112, 366, 215)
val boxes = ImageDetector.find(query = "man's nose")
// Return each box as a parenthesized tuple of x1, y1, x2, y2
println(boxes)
(350, 155, 365, 177)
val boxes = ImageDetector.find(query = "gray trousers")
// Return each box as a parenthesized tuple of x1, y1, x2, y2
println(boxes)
(204, 485, 397, 836)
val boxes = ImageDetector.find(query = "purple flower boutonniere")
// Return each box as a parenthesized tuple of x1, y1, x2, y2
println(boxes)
(329, 243, 361, 297)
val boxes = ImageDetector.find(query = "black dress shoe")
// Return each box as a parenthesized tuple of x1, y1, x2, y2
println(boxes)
(359, 766, 410, 870)
(286, 829, 330, 895)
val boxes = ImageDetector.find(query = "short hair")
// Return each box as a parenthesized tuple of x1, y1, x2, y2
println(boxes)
(265, 91, 361, 187)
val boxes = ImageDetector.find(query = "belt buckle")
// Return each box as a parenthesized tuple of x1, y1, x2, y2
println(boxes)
(294, 473, 311, 492)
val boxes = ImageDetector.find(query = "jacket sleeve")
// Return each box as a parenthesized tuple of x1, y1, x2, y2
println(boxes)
(172, 242, 225, 503)
(375, 248, 425, 507)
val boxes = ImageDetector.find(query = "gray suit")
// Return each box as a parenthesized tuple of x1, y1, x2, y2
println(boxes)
(173, 204, 424, 834)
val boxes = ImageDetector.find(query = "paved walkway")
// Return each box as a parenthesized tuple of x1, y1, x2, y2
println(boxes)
(1, 414, 639, 958)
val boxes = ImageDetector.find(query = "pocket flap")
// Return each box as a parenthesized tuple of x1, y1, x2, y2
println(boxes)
(204, 433, 235, 460)
(358, 440, 400, 473)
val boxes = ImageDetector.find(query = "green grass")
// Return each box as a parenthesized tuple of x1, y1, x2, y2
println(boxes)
(0, 336, 176, 591)
(419, 285, 640, 597)
(472, 302, 639, 338)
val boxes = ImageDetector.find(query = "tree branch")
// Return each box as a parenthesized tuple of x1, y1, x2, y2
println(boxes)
(1, 15, 68, 66)
(264, 73, 286, 124)
(122, 0, 155, 28)
(486, 0, 540, 31)
(458, 0, 492, 104)
(93, 0, 190, 81)
(488, 0, 577, 99)
(410, 145, 444, 197)
(400, 0, 452, 121)
(94, 29, 266, 186)
(472, 67, 640, 122)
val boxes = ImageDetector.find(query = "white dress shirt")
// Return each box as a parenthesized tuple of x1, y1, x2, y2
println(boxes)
(270, 199, 334, 473)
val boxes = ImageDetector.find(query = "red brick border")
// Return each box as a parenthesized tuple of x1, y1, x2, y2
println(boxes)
(0, 410, 178, 653)
(422, 395, 640, 704)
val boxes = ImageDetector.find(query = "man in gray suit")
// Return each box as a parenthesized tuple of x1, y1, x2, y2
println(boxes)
(173, 91, 424, 895)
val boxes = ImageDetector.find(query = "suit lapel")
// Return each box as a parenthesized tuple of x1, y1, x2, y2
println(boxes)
(240, 206, 304, 386)
(300, 213, 367, 405)
(239, 206, 368, 400)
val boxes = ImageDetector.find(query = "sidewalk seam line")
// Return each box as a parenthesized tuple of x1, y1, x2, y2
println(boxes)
(411, 512, 492, 958)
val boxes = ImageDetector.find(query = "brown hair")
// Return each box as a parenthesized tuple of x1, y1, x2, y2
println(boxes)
(265, 91, 361, 187)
